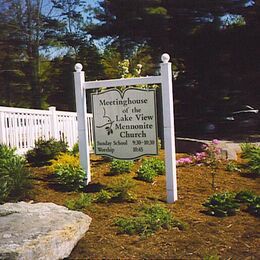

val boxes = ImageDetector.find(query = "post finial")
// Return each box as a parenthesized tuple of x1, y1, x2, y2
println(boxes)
(75, 63, 83, 72)
(161, 53, 170, 63)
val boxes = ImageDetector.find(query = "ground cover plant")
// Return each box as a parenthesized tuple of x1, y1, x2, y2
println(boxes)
(65, 193, 93, 210)
(71, 142, 79, 155)
(4, 148, 259, 259)
(141, 158, 165, 175)
(136, 163, 157, 182)
(203, 190, 260, 218)
(225, 161, 241, 172)
(203, 192, 240, 217)
(47, 152, 86, 190)
(95, 177, 136, 203)
(109, 159, 134, 175)
(240, 143, 260, 176)
(54, 164, 86, 190)
(136, 157, 165, 182)
(48, 153, 80, 171)
(115, 204, 186, 237)
(247, 196, 260, 217)
(235, 190, 256, 203)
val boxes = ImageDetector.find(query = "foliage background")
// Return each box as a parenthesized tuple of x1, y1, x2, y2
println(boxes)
(0, 0, 259, 120)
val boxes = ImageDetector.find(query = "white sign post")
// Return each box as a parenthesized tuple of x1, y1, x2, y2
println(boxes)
(74, 53, 177, 202)
(161, 54, 178, 203)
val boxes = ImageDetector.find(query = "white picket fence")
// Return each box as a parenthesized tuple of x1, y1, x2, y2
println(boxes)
(0, 106, 94, 154)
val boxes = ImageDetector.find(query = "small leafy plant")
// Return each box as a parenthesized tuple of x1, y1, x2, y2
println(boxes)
(0, 144, 32, 203)
(247, 196, 260, 217)
(141, 158, 165, 175)
(95, 189, 114, 203)
(107, 177, 136, 202)
(0, 175, 13, 203)
(0, 145, 16, 159)
(48, 152, 85, 190)
(240, 143, 260, 176)
(71, 142, 79, 155)
(55, 164, 86, 190)
(115, 204, 186, 237)
(247, 152, 260, 176)
(48, 153, 80, 172)
(226, 161, 241, 172)
(65, 193, 92, 210)
(235, 191, 260, 217)
(109, 159, 134, 175)
(26, 138, 68, 166)
(235, 190, 256, 203)
(203, 192, 240, 217)
(136, 157, 165, 182)
(241, 143, 258, 158)
(136, 164, 157, 183)
(95, 177, 136, 203)
(203, 190, 260, 218)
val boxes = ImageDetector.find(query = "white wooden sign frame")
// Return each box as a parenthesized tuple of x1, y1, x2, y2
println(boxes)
(74, 53, 177, 203)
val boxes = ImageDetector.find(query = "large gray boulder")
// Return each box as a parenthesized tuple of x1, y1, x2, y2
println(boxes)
(0, 202, 91, 260)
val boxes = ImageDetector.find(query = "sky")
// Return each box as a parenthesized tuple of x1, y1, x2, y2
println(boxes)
(86, 0, 98, 7)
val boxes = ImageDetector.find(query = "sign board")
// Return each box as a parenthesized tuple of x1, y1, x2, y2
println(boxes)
(91, 88, 158, 159)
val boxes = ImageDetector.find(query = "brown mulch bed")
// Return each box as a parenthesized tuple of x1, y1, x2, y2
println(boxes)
(30, 151, 259, 259)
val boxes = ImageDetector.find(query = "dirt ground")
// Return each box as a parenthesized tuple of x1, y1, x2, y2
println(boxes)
(30, 151, 259, 259)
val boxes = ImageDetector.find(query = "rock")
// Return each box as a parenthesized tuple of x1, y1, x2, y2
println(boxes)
(0, 202, 92, 260)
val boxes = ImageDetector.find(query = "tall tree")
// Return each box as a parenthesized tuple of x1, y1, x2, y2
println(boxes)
(0, 0, 65, 108)
(0, 0, 94, 109)
(90, 0, 259, 111)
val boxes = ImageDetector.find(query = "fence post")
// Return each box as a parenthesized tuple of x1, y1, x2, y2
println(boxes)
(160, 53, 178, 203)
(74, 63, 91, 184)
(0, 112, 6, 144)
(49, 106, 59, 140)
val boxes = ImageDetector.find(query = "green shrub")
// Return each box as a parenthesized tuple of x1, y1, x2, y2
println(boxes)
(203, 192, 240, 217)
(71, 142, 79, 155)
(0, 145, 16, 159)
(141, 158, 165, 175)
(247, 150, 260, 176)
(0, 145, 32, 203)
(141, 204, 186, 231)
(241, 143, 258, 158)
(4, 156, 32, 199)
(26, 138, 68, 166)
(235, 190, 256, 203)
(109, 159, 134, 175)
(136, 164, 157, 183)
(115, 204, 186, 237)
(65, 193, 92, 210)
(247, 196, 260, 217)
(226, 161, 240, 172)
(55, 164, 86, 190)
(48, 153, 80, 173)
(0, 175, 13, 203)
(107, 177, 136, 202)
(240, 143, 260, 176)
(136, 157, 165, 183)
(95, 189, 114, 203)
(96, 177, 136, 203)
